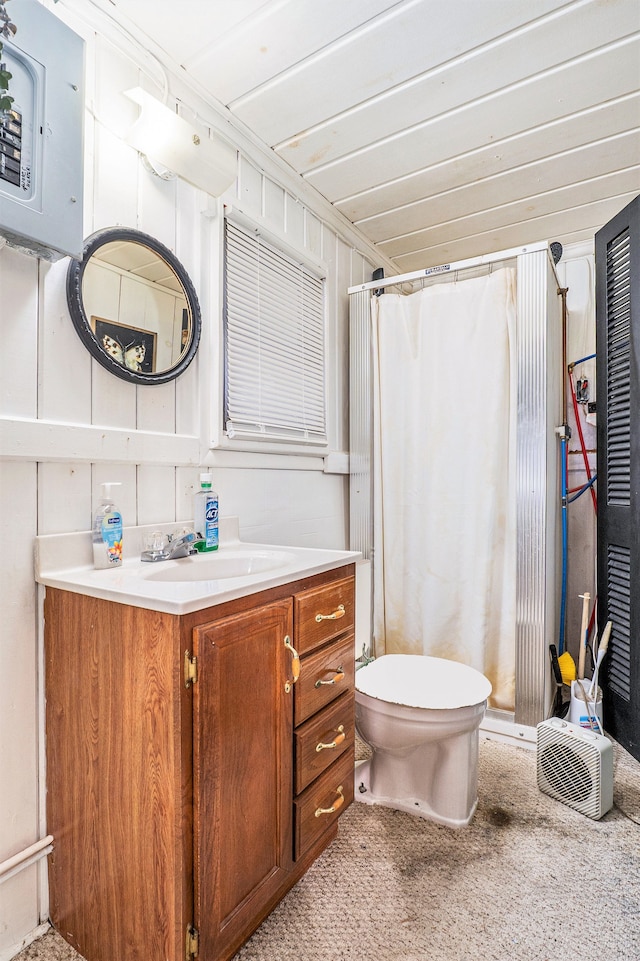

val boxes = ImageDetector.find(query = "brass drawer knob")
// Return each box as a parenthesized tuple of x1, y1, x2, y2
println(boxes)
(314, 785, 344, 818)
(315, 725, 346, 752)
(315, 604, 345, 623)
(315, 667, 345, 688)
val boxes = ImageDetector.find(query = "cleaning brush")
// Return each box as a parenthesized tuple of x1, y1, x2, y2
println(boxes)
(557, 649, 577, 684)
(557, 591, 589, 684)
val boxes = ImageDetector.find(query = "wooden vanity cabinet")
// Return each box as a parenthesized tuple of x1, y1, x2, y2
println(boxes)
(291, 576, 356, 860)
(44, 564, 355, 961)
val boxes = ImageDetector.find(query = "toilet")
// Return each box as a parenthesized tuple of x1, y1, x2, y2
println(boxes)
(354, 654, 492, 828)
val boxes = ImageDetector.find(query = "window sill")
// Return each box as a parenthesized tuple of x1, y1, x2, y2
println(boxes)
(203, 447, 349, 474)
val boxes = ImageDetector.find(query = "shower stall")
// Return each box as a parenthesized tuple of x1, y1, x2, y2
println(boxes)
(349, 242, 563, 729)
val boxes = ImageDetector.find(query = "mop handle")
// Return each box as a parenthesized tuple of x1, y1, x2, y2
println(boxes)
(598, 620, 613, 656)
(588, 621, 613, 699)
(578, 592, 590, 680)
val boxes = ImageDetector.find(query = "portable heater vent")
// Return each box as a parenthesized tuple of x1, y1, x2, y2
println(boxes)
(536, 719, 614, 820)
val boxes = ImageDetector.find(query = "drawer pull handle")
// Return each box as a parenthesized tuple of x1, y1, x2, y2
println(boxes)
(316, 725, 345, 752)
(315, 604, 345, 623)
(315, 667, 345, 688)
(284, 635, 300, 694)
(315, 786, 344, 818)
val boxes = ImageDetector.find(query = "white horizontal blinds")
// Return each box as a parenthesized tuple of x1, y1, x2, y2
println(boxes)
(224, 220, 327, 443)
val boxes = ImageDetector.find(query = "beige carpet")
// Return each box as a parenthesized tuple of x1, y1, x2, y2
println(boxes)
(14, 736, 640, 961)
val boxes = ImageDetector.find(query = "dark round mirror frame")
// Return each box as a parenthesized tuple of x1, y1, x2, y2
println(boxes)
(66, 227, 202, 386)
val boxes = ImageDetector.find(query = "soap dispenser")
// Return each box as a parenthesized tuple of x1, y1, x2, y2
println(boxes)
(92, 482, 123, 569)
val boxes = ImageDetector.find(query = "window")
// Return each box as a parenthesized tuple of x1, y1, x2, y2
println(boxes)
(223, 218, 327, 446)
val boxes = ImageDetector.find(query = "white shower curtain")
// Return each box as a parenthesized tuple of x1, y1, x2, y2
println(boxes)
(372, 268, 517, 710)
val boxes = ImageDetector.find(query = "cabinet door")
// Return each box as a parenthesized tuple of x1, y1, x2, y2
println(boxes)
(193, 599, 294, 961)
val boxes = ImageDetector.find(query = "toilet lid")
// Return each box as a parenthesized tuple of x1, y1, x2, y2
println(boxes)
(355, 654, 492, 709)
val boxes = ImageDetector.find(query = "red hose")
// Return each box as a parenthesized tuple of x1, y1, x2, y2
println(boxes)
(568, 367, 597, 513)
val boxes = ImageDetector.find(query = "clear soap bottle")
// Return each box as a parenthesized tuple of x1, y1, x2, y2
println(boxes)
(92, 482, 123, 569)
(193, 473, 219, 552)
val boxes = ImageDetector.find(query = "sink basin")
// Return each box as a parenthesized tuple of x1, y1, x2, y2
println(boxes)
(142, 550, 296, 583)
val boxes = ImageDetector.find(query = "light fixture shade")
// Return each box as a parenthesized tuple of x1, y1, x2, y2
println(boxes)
(124, 87, 237, 197)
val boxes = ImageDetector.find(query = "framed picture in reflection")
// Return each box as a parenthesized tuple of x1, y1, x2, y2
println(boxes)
(91, 316, 157, 374)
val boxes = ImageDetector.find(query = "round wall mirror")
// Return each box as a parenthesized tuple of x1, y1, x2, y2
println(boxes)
(66, 227, 202, 385)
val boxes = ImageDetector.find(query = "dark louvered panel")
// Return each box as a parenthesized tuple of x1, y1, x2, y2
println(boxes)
(597, 196, 639, 762)
(606, 228, 631, 506)
(606, 544, 631, 701)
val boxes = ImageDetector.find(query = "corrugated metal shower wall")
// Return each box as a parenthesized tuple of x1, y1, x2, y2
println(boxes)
(348, 244, 563, 727)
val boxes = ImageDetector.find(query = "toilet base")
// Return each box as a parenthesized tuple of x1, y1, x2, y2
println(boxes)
(353, 758, 478, 829)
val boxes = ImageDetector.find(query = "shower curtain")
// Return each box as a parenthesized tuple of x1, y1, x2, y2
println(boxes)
(371, 268, 517, 710)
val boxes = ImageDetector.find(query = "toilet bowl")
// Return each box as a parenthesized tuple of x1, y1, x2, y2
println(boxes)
(354, 654, 492, 828)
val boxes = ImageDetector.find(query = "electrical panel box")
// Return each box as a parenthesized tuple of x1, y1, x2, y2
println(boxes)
(0, 0, 84, 260)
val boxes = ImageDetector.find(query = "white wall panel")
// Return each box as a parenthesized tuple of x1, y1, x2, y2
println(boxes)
(263, 179, 286, 233)
(136, 381, 177, 433)
(93, 126, 139, 232)
(0, 871, 42, 961)
(217, 467, 348, 549)
(176, 179, 204, 292)
(237, 156, 263, 217)
(37, 259, 91, 424)
(92, 463, 137, 527)
(0, 463, 38, 884)
(136, 464, 177, 525)
(285, 194, 305, 251)
(305, 211, 322, 259)
(138, 171, 178, 251)
(93, 24, 140, 143)
(176, 465, 205, 525)
(0, 248, 38, 419)
(92, 363, 138, 429)
(38, 463, 91, 534)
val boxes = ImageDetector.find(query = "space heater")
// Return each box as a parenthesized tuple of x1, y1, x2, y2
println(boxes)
(536, 718, 613, 820)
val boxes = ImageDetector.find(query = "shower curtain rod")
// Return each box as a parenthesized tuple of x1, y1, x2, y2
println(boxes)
(347, 240, 549, 295)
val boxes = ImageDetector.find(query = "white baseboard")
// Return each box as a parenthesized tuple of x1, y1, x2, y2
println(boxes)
(0, 922, 51, 961)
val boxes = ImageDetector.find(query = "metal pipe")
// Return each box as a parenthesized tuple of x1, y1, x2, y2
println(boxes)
(0, 836, 53, 885)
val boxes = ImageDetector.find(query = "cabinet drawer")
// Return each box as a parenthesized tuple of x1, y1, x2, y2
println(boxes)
(294, 576, 355, 656)
(295, 692, 355, 795)
(294, 634, 355, 726)
(294, 749, 354, 859)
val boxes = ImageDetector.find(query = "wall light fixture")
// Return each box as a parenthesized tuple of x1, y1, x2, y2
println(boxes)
(124, 87, 237, 197)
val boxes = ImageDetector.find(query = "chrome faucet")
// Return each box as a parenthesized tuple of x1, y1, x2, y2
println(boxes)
(140, 529, 198, 562)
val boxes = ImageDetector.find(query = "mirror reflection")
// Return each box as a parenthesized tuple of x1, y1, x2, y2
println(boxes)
(83, 241, 190, 375)
(67, 228, 201, 385)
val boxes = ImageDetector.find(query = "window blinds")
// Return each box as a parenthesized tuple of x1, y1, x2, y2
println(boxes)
(224, 219, 327, 444)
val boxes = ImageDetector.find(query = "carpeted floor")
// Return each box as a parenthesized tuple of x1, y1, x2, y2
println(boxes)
(14, 736, 640, 961)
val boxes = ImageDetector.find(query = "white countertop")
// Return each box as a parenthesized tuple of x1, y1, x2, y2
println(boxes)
(35, 518, 361, 615)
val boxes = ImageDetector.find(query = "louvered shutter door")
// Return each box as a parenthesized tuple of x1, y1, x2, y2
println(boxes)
(596, 195, 639, 762)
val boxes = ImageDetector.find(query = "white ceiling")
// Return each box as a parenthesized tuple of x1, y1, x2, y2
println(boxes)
(92, 0, 640, 269)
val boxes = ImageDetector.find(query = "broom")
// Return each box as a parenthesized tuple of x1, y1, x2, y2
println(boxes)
(577, 591, 591, 679)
